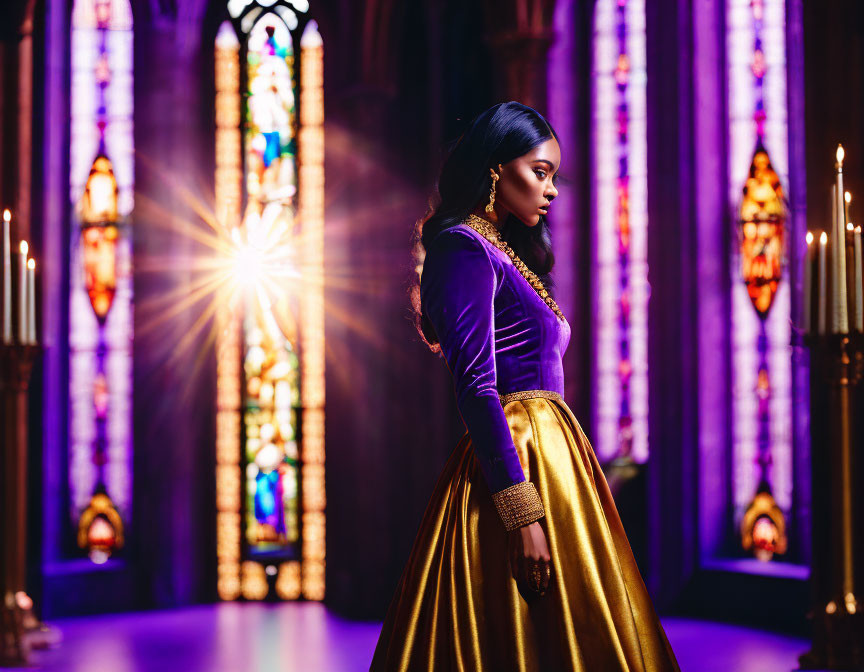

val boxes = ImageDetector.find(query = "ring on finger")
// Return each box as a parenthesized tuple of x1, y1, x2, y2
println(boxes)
(529, 563, 547, 594)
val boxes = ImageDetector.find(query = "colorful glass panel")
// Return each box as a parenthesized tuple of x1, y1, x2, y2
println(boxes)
(69, 0, 134, 564)
(727, 0, 792, 560)
(241, 14, 302, 560)
(215, 5, 324, 601)
(592, 0, 649, 464)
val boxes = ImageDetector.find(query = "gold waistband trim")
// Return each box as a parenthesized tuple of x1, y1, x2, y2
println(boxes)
(499, 389, 563, 405)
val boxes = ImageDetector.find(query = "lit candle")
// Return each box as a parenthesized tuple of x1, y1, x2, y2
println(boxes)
(2, 209, 11, 344)
(833, 145, 849, 333)
(18, 240, 27, 344)
(846, 190, 852, 226)
(26, 258, 35, 345)
(804, 231, 814, 334)
(819, 231, 828, 335)
(855, 226, 863, 332)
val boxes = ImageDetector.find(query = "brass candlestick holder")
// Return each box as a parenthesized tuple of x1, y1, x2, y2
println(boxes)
(0, 342, 40, 666)
(799, 331, 864, 670)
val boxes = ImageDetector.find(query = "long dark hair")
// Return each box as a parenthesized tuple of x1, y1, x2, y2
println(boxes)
(411, 101, 559, 351)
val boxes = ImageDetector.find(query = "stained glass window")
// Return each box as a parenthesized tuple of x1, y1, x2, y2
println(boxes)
(592, 0, 649, 465)
(215, 3, 324, 601)
(68, 0, 134, 564)
(727, 0, 793, 562)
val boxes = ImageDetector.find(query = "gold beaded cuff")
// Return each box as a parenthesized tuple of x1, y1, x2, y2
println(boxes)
(491, 480, 545, 531)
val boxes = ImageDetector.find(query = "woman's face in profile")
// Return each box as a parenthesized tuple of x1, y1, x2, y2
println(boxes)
(497, 137, 561, 227)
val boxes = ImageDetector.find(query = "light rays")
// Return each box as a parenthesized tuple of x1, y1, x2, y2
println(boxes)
(131, 124, 426, 389)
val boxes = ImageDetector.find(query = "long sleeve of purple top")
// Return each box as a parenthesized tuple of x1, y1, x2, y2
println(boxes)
(420, 228, 529, 495)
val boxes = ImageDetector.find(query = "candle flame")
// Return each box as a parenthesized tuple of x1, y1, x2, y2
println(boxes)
(820, 231, 828, 245)
(848, 222, 855, 231)
(806, 231, 814, 244)
(845, 191, 852, 204)
(27, 258, 35, 270)
(837, 144, 845, 165)
(857, 225, 862, 233)
(2, 209, 9, 223)
(19, 240, 28, 255)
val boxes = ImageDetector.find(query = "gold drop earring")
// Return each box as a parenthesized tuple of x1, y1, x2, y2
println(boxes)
(486, 164, 502, 214)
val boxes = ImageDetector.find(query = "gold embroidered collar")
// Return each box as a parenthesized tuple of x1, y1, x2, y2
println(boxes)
(462, 213, 566, 322)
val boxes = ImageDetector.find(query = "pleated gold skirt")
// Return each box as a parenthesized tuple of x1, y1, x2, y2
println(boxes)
(370, 391, 680, 672)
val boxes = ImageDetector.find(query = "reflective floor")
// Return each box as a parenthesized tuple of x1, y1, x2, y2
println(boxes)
(8, 603, 810, 672)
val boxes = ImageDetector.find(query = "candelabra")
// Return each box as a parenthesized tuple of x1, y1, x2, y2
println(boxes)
(0, 342, 40, 666)
(798, 145, 864, 669)
(798, 332, 864, 670)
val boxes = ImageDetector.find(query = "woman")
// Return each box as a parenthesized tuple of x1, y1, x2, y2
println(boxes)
(370, 102, 680, 671)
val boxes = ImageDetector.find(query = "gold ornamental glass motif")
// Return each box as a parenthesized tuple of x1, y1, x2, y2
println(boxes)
(739, 145, 785, 318)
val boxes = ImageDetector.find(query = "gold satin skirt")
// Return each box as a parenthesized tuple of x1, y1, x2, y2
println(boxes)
(370, 391, 681, 672)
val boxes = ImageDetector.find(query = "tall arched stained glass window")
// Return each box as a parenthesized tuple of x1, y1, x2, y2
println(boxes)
(592, 0, 649, 465)
(68, 0, 134, 564)
(727, 0, 793, 561)
(214, 1, 325, 601)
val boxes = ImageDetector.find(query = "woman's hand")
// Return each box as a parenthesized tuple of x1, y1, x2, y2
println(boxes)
(508, 520, 552, 598)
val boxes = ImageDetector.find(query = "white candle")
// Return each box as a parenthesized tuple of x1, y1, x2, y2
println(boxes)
(819, 231, 828, 335)
(855, 226, 863, 332)
(831, 185, 837, 328)
(26, 258, 35, 345)
(833, 145, 849, 333)
(18, 240, 27, 344)
(2, 209, 11, 344)
(804, 231, 814, 334)
(848, 222, 857, 334)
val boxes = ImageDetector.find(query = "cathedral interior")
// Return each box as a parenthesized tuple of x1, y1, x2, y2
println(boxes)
(1, 0, 863, 669)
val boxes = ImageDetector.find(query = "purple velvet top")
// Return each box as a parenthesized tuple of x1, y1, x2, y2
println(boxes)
(420, 223, 571, 495)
